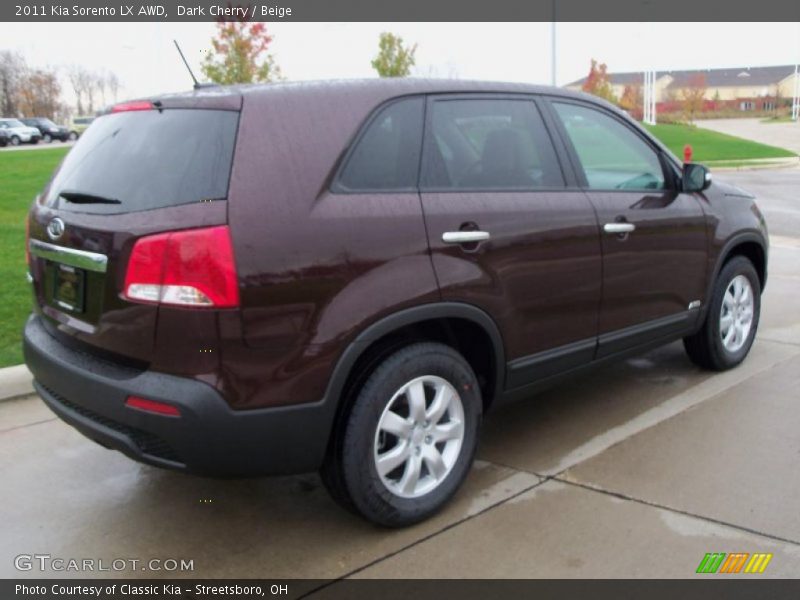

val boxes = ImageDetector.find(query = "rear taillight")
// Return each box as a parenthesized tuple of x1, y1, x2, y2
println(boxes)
(123, 225, 239, 308)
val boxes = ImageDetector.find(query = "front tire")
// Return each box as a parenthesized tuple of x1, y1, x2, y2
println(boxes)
(322, 342, 481, 527)
(10, 136, 20, 146)
(684, 256, 760, 371)
(43, 134, 52, 143)
(68, 132, 78, 141)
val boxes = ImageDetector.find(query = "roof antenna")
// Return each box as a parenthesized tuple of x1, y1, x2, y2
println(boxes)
(173, 40, 213, 89)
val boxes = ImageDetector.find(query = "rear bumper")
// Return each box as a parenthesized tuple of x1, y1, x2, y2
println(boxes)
(23, 315, 335, 476)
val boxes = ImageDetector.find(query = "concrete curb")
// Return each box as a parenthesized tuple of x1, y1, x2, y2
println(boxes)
(0, 364, 34, 402)
(708, 156, 800, 172)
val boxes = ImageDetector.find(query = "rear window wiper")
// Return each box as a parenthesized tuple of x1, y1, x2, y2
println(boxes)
(59, 190, 121, 205)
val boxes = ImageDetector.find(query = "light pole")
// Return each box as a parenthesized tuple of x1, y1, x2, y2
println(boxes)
(643, 70, 656, 125)
(792, 64, 799, 122)
(551, 0, 557, 86)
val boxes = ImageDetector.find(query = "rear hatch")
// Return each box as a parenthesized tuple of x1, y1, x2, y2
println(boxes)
(27, 96, 241, 366)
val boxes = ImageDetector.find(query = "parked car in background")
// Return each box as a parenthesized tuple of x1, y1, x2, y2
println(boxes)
(0, 128, 9, 147)
(67, 116, 94, 140)
(0, 118, 41, 145)
(24, 80, 768, 527)
(21, 118, 70, 143)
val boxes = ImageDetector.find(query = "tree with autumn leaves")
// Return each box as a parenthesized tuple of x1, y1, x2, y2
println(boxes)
(582, 59, 617, 104)
(619, 84, 643, 115)
(681, 73, 708, 122)
(202, 18, 282, 85)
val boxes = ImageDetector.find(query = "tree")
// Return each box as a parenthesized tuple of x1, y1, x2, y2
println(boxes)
(201, 16, 282, 85)
(371, 32, 417, 78)
(106, 72, 120, 103)
(95, 72, 107, 108)
(68, 66, 93, 115)
(0, 51, 25, 117)
(582, 59, 616, 103)
(681, 73, 708, 122)
(17, 67, 61, 119)
(619, 84, 642, 113)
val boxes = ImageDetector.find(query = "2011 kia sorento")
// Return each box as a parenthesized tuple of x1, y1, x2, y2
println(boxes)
(24, 80, 767, 526)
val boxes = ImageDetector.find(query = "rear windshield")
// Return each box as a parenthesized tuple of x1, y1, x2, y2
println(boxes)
(45, 109, 239, 214)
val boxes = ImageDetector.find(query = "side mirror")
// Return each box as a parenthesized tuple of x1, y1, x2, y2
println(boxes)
(683, 163, 712, 193)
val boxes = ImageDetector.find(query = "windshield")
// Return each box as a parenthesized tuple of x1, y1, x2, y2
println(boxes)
(44, 109, 239, 214)
(3, 119, 26, 128)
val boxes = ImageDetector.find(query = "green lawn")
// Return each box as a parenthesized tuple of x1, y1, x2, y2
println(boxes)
(0, 147, 69, 367)
(644, 123, 796, 162)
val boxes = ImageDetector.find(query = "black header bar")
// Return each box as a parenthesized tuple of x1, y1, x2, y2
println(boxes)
(3, 0, 800, 22)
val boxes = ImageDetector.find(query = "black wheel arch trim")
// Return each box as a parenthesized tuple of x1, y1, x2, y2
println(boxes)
(701, 231, 768, 323)
(321, 302, 507, 419)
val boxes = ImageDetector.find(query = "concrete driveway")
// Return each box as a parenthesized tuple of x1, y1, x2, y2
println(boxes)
(699, 118, 800, 154)
(2, 169, 799, 580)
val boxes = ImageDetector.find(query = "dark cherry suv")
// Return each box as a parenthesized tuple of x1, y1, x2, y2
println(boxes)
(24, 80, 767, 526)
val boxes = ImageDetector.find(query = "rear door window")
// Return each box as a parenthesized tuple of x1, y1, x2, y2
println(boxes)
(422, 98, 564, 190)
(45, 109, 239, 214)
(336, 97, 424, 192)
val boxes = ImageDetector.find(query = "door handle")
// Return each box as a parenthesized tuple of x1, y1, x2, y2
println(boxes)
(442, 231, 491, 244)
(603, 223, 636, 234)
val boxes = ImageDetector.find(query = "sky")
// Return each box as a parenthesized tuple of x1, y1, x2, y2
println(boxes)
(2, 22, 799, 107)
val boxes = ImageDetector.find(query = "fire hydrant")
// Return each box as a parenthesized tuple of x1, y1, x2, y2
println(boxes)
(684, 144, 693, 163)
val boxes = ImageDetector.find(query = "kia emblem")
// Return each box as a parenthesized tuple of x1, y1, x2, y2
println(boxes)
(47, 218, 65, 241)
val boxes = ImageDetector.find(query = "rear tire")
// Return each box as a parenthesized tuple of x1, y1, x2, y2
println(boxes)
(684, 256, 760, 371)
(321, 342, 481, 527)
(68, 132, 78, 141)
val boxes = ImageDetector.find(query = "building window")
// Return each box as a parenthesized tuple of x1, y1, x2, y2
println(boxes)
(739, 101, 754, 111)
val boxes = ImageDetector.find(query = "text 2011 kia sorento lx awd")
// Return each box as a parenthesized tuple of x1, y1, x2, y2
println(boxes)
(24, 80, 767, 526)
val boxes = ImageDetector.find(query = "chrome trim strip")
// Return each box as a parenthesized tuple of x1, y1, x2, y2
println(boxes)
(29, 239, 108, 273)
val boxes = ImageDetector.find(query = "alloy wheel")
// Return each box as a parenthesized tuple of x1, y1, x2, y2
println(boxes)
(373, 375, 465, 499)
(719, 274, 754, 353)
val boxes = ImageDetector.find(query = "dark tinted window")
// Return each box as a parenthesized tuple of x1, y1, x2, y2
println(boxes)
(45, 109, 239, 214)
(553, 102, 665, 191)
(337, 97, 424, 191)
(422, 98, 564, 190)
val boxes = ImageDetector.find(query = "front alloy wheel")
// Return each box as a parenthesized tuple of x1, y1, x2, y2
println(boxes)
(684, 256, 761, 371)
(719, 274, 754, 354)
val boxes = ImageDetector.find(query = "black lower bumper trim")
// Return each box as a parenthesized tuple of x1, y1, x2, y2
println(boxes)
(40, 382, 182, 463)
(24, 314, 336, 476)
